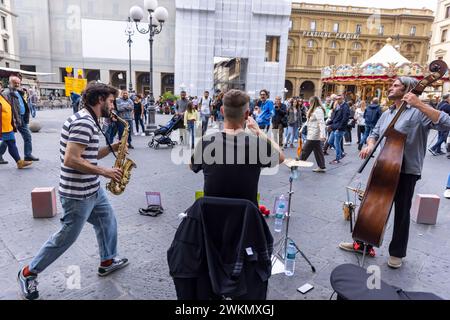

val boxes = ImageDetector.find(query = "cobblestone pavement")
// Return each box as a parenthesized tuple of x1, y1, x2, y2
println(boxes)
(0, 108, 449, 300)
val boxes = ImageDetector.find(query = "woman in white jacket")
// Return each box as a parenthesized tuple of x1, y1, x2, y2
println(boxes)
(298, 96, 327, 172)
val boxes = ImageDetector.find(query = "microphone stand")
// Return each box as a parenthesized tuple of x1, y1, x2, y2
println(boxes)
(272, 166, 316, 273)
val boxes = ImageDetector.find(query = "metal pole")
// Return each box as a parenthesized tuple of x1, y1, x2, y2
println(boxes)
(145, 13, 157, 134)
(128, 35, 133, 92)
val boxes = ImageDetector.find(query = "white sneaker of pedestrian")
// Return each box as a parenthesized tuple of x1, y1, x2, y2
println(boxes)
(388, 256, 403, 269)
(141, 133, 146, 137)
(444, 189, 450, 199)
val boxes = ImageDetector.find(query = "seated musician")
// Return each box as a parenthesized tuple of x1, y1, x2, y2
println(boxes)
(190, 89, 285, 206)
(339, 77, 450, 269)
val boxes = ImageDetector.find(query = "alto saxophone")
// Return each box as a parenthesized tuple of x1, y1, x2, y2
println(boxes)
(106, 112, 137, 195)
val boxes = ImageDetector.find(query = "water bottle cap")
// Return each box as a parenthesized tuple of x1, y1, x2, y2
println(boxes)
(279, 204, 285, 209)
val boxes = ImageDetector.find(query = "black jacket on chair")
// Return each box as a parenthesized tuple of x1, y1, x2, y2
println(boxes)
(167, 197, 274, 300)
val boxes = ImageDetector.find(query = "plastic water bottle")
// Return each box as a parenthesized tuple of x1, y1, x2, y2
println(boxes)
(285, 241, 296, 276)
(278, 194, 287, 210)
(274, 204, 285, 233)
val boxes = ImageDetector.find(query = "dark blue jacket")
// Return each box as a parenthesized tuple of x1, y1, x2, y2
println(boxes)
(364, 104, 382, 127)
(331, 102, 350, 131)
(438, 101, 450, 116)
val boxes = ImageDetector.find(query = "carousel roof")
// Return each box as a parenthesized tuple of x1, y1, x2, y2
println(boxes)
(361, 38, 411, 67)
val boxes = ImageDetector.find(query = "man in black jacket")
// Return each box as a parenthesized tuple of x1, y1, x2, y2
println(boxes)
(271, 96, 288, 147)
(329, 94, 350, 164)
(359, 98, 382, 151)
(0, 75, 39, 165)
(429, 94, 450, 155)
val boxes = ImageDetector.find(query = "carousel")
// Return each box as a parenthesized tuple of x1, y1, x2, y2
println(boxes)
(321, 38, 449, 103)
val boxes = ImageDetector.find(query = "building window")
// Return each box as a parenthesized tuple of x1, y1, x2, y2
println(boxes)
(310, 20, 316, 31)
(446, 6, 450, 18)
(265, 36, 280, 62)
(5, 62, 9, 68)
(410, 26, 416, 36)
(306, 55, 313, 66)
(333, 23, 339, 33)
(378, 25, 384, 35)
(21, 65, 37, 72)
(307, 39, 314, 48)
(329, 55, 336, 65)
(330, 41, 337, 49)
(1, 16, 6, 30)
(406, 44, 413, 52)
(353, 42, 361, 50)
(3, 38, 8, 53)
(441, 29, 447, 43)
(356, 24, 362, 34)
(351, 56, 358, 65)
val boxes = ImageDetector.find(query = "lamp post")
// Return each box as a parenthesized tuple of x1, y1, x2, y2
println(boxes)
(130, 0, 169, 135)
(125, 17, 135, 92)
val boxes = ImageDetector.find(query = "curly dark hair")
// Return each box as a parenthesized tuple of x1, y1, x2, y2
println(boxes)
(82, 82, 118, 107)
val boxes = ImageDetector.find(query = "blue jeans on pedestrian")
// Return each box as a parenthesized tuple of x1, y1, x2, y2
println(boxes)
(360, 125, 374, 149)
(187, 121, 195, 148)
(117, 120, 133, 145)
(285, 125, 298, 145)
(29, 188, 118, 274)
(447, 174, 450, 189)
(18, 117, 33, 158)
(105, 122, 118, 144)
(0, 139, 20, 162)
(333, 130, 345, 161)
(431, 131, 449, 153)
(201, 115, 210, 136)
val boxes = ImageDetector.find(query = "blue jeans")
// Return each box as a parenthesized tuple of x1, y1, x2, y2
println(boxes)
(285, 125, 298, 145)
(431, 131, 449, 153)
(105, 122, 118, 144)
(17, 118, 33, 158)
(201, 115, 210, 136)
(360, 125, 374, 148)
(0, 139, 20, 162)
(333, 130, 345, 161)
(29, 188, 118, 274)
(447, 174, 450, 189)
(117, 120, 133, 145)
(187, 121, 195, 148)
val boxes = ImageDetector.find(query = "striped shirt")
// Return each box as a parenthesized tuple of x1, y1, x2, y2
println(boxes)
(59, 109, 100, 199)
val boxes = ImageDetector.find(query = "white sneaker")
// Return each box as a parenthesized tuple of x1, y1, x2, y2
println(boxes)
(444, 189, 450, 199)
(141, 133, 146, 137)
(388, 256, 403, 269)
(134, 133, 138, 136)
(344, 142, 351, 146)
(313, 168, 327, 173)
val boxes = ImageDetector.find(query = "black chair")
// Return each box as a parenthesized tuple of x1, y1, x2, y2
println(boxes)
(330, 264, 442, 300)
(167, 196, 273, 300)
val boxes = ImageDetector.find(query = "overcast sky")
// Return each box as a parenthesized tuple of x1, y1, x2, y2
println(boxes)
(293, 0, 438, 11)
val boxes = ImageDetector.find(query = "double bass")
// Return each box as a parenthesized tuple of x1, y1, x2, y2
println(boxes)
(352, 60, 448, 248)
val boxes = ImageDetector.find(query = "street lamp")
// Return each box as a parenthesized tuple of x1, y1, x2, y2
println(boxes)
(129, 0, 169, 134)
(125, 17, 135, 92)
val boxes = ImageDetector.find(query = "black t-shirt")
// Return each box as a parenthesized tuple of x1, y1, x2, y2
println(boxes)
(134, 102, 142, 114)
(191, 132, 280, 206)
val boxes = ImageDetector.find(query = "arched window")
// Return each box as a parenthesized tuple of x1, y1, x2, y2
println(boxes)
(330, 41, 337, 49)
(307, 39, 314, 48)
(353, 42, 362, 50)
(406, 44, 413, 52)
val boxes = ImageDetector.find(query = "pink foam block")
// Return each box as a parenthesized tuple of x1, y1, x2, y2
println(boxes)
(410, 194, 440, 225)
(31, 187, 57, 218)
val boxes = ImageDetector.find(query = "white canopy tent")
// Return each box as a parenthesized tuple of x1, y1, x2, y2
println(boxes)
(361, 38, 411, 67)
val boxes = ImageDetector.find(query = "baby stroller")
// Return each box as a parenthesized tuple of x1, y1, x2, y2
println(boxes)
(149, 114, 184, 149)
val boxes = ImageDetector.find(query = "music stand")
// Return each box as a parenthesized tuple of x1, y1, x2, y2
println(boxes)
(272, 159, 316, 274)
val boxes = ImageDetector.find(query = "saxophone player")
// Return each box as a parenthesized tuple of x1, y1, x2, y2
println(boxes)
(17, 83, 129, 300)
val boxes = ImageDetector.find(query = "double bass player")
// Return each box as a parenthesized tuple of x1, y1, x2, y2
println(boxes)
(339, 77, 450, 269)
